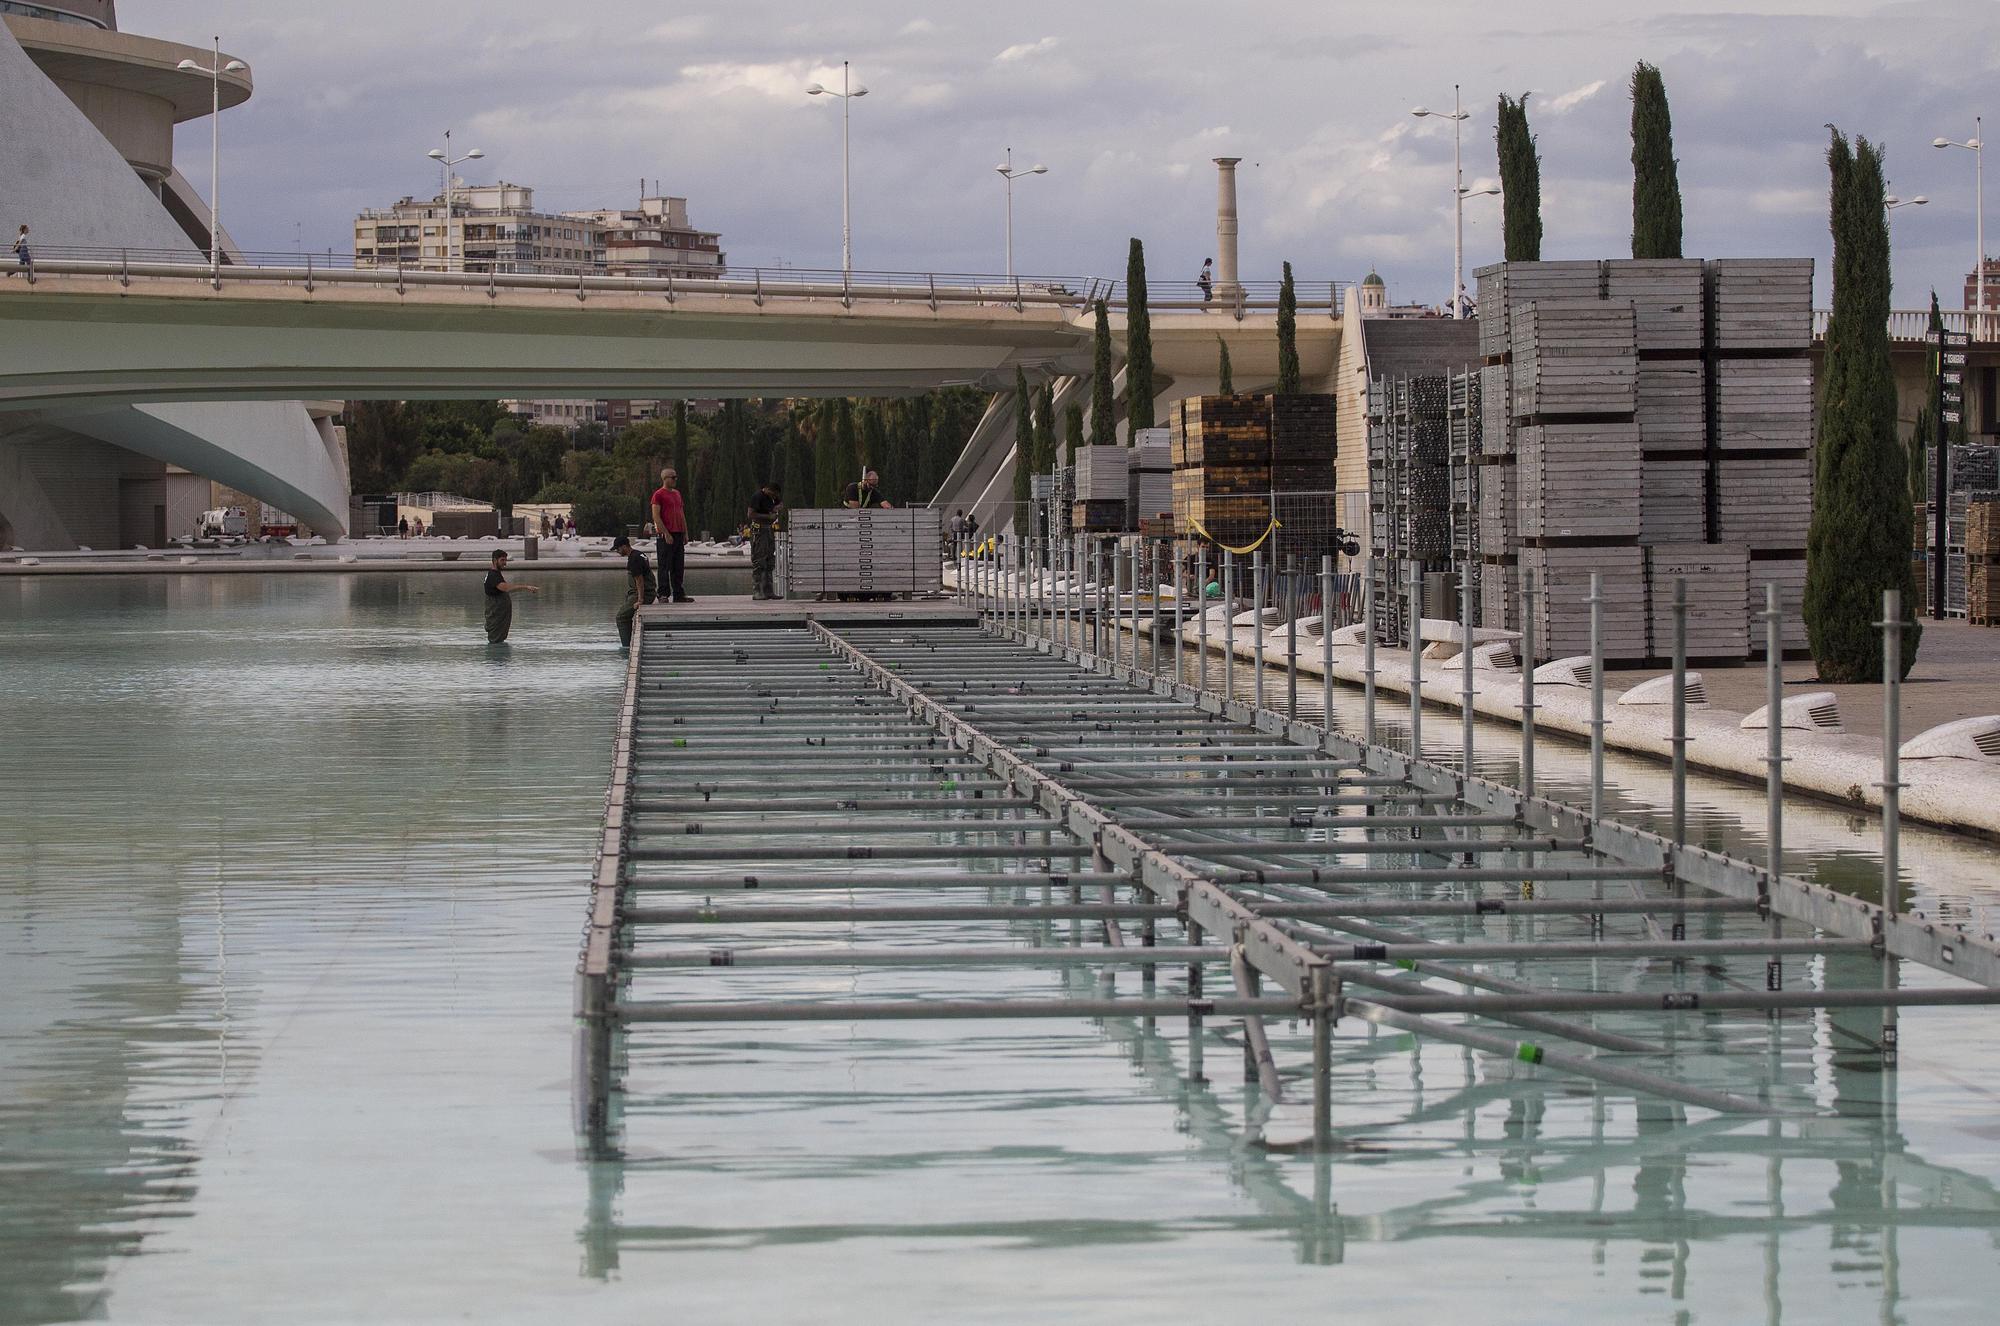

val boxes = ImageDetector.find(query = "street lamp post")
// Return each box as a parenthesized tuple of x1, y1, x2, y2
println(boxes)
(1412, 86, 1484, 318)
(426, 131, 485, 273)
(807, 62, 868, 274)
(995, 147, 1048, 278)
(175, 39, 248, 274)
(1934, 120, 1984, 339)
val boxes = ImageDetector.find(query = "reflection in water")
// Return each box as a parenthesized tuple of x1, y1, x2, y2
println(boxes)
(4, 574, 2000, 1323)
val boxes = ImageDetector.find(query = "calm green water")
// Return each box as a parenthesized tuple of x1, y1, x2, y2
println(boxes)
(4, 572, 2000, 1324)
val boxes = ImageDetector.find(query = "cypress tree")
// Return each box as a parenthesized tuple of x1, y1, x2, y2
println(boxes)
(860, 401, 889, 474)
(1630, 62, 1685, 260)
(1064, 403, 1084, 460)
(1090, 299, 1116, 447)
(834, 398, 859, 491)
(1125, 238, 1155, 431)
(1012, 368, 1035, 511)
(1035, 384, 1056, 473)
(1495, 94, 1544, 262)
(814, 398, 841, 507)
(1804, 129, 1920, 681)
(782, 413, 812, 517)
(1276, 261, 1301, 393)
(1217, 337, 1234, 394)
(671, 400, 690, 482)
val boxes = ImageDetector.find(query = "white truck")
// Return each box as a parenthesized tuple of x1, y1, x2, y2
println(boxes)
(195, 507, 248, 540)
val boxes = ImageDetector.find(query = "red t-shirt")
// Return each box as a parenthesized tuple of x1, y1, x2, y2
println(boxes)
(651, 486, 686, 535)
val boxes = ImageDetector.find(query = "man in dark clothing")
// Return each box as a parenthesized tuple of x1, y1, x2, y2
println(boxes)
(650, 466, 693, 603)
(612, 535, 655, 648)
(748, 481, 784, 600)
(841, 468, 892, 509)
(482, 550, 538, 642)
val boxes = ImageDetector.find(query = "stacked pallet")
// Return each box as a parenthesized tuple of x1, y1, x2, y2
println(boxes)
(1517, 422, 1642, 541)
(1715, 458, 1811, 549)
(1636, 360, 1706, 449)
(1520, 545, 1649, 659)
(1953, 444, 2000, 491)
(1710, 259, 1814, 351)
(1641, 459, 1707, 544)
(1271, 394, 1338, 490)
(1130, 428, 1174, 522)
(784, 508, 943, 597)
(1647, 544, 1750, 657)
(1511, 301, 1639, 416)
(1169, 395, 1272, 547)
(1476, 260, 1603, 357)
(1073, 445, 1130, 502)
(1972, 498, 2000, 624)
(1716, 359, 1813, 448)
(1605, 259, 1705, 352)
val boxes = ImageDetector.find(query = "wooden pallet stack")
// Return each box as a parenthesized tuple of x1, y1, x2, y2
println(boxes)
(783, 508, 943, 598)
(1517, 422, 1642, 540)
(1129, 428, 1174, 523)
(1647, 544, 1750, 657)
(1519, 545, 1650, 658)
(1169, 395, 1272, 547)
(1969, 497, 2000, 624)
(1271, 393, 1338, 491)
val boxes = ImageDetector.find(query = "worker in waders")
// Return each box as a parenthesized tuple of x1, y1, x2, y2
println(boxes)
(613, 535, 656, 649)
(482, 549, 538, 642)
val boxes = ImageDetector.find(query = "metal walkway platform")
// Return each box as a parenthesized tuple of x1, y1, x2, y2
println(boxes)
(576, 593, 2000, 1159)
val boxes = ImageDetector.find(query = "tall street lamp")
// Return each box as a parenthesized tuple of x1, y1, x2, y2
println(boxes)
(1412, 85, 1476, 319)
(995, 147, 1048, 278)
(427, 131, 485, 273)
(807, 62, 868, 274)
(1934, 120, 1984, 337)
(175, 38, 248, 273)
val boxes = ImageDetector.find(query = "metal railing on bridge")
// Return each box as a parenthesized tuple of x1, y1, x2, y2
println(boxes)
(6, 245, 1350, 317)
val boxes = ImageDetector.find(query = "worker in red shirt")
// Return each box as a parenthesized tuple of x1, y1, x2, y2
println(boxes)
(649, 466, 693, 603)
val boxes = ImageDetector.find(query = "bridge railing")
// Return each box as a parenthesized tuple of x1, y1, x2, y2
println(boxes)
(1813, 306, 1999, 344)
(9, 246, 1347, 315)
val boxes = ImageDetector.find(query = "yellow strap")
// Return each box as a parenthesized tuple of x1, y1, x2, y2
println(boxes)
(1188, 515, 1282, 555)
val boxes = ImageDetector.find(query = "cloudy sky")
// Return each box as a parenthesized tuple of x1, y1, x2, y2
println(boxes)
(136, 0, 2000, 307)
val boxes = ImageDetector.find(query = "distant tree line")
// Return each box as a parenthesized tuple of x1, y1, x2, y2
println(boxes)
(343, 390, 987, 537)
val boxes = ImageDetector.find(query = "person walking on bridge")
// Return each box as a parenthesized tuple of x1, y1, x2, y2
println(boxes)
(482, 549, 538, 643)
(8, 225, 29, 278)
(650, 467, 692, 603)
(748, 480, 784, 600)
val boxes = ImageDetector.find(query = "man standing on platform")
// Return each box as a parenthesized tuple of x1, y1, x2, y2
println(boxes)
(748, 480, 784, 600)
(841, 468, 892, 510)
(650, 467, 693, 603)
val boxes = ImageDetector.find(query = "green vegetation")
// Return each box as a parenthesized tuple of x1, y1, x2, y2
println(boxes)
(1012, 367, 1035, 508)
(1035, 384, 1056, 475)
(1064, 402, 1085, 460)
(1496, 93, 1543, 262)
(1216, 337, 1233, 394)
(345, 391, 985, 539)
(1090, 299, 1116, 447)
(1276, 261, 1300, 393)
(1630, 62, 1685, 260)
(1804, 129, 1921, 681)
(1125, 238, 1155, 431)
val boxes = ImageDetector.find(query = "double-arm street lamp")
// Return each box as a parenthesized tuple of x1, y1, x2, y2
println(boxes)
(175, 38, 248, 273)
(995, 147, 1048, 278)
(807, 63, 868, 274)
(1412, 86, 1493, 319)
(1934, 120, 1984, 337)
(427, 130, 485, 273)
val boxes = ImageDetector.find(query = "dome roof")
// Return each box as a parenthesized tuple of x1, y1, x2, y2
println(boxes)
(1360, 268, 1385, 288)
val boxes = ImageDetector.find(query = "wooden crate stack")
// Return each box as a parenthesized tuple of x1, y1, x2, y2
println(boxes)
(1647, 543, 1750, 658)
(1511, 302, 1639, 416)
(1071, 444, 1129, 532)
(1517, 422, 1642, 540)
(1130, 428, 1174, 523)
(1969, 497, 2000, 624)
(1520, 545, 1649, 658)
(1169, 394, 1272, 548)
(783, 508, 943, 597)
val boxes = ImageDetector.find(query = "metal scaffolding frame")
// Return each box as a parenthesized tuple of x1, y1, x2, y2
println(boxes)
(576, 580, 2000, 1170)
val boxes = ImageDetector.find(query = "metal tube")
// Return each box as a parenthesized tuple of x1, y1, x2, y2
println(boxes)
(1519, 566, 1536, 795)
(1253, 549, 1267, 712)
(1286, 553, 1300, 720)
(624, 901, 1172, 925)
(613, 995, 1300, 1024)
(1150, 540, 1163, 678)
(1321, 555, 1335, 729)
(1197, 547, 1211, 693)
(1318, 937, 1867, 963)
(1881, 587, 1903, 1058)
(1763, 582, 1783, 998)
(1232, 948, 1285, 1102)
(1461, 561, 1475, 771)
(1363, 568, 1376, 744)
(1408, 560, 1423, 760)
(626, 943, 1222, 969)
(1174, 545, 1188, 686)
(1223, 550, 1237, 700)
(1129, 540, 1143, 674)
(1357, 986, 2000, 1016)
(1112, 543, 1127, 671)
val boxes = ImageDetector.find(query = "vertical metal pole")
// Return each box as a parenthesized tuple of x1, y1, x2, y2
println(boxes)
(1880, 588, 1903, 1059)
(1197, 547, 1211, 692)
(1253, 549, 1267, 713)
(1671, 576, 1688, 943)
(1763, 582, 1783, 1001)
(1408, 560, 1423, 760)
(1321, 555, 1335, 728)
(1223, 549, 1237, 701)
(1129, 541, 1142, 675)
(1286, 554, 1300, 720)
(1460, 563, 1475, 772)
(1186, 917, 1206, 1082)
(1113, 542, 1127, 672)
(1173, 545, 1187, 686)
(1362, 569, 1377, 745)
(1588, 571, 1605, 823)
(1519, 567, 1537, 796)
(1148, 541, 1161, 678)
(1310, 966, 1333, 1151)
(1093, 542, 1106, 659)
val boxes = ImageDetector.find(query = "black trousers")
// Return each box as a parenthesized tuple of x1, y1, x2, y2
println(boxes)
(655, 534, 687, 599)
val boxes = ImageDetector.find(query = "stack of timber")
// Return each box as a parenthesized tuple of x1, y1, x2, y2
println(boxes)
(1129, 428, 1175, 523)
(1641, 459, 1707, 544)
(1270, 394, 1337, 491)
(1715, 359, 1813, 449)
(1511, 302, 1639, 417)
(1516, 422, 1642, 541)
(1605, 259, 1705, 352)
(1709, 259, 1814, 351)
(1169, 395, 1273, 548)
(1072, 445, 1131, 502)
(1519, 545, 1649, 660)
(1969, 497, 2000, 624)
(783, 508, 943, 598)
(1646, 544, 1750, 658)
(1636, 360, 1706, 449)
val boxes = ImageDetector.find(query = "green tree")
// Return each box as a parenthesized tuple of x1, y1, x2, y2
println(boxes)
(814, 398, 842, 507)
(780, 414, 811, 518)
(672, 401, 690, 480)
(1125, 238, 1155, 430)
(1630, 62, 1685, 260)
(1276, 261, 1301, 393)
(1496, 93, 1543, 262)
(1217, 337, 1234, 394)
(343, 400, 419, 493)
(1012, 367, 1035, 511)
(834, 397, 859, 492)
(1804, 129, 1921, 681)
(1034, 384, 1056, 474)
(1064, 403, 1085, 460)
(1090, 299, 1116, 447)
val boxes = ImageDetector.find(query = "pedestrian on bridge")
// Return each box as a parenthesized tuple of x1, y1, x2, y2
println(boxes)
(482, 549, 538, 643)
(1197, 258, 1213, 303)
(748, 480, 784, 600)
(651, 467, 692, 603)
(8, 225, 28, 278)
(612, 535, 656, 649)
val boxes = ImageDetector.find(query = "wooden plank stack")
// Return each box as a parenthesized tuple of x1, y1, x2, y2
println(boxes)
(1970, 497, 2000, 624)
(1511, 301, 1639, 417)
(1636, 360, 1706, 449)
(1716, 458, 1812, 549)
(1130, 428, 1174, 521)
(1716, 359, 1813, 448)
(1271, 393, 1337, 490)
(783, 508, 943, 598)
(1169, 394, 1284, 547)
(1520, 545, 1649, 660)
(1605, 259, 1705, 351)
(1646, 543, 1750, 657)
(1710, 259, 1814, 351)
(1072, 445, 1130, 502)
(1516, 422, 1642, 541)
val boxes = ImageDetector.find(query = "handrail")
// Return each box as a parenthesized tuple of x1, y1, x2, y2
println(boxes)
(5, 248, 1347, 314)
